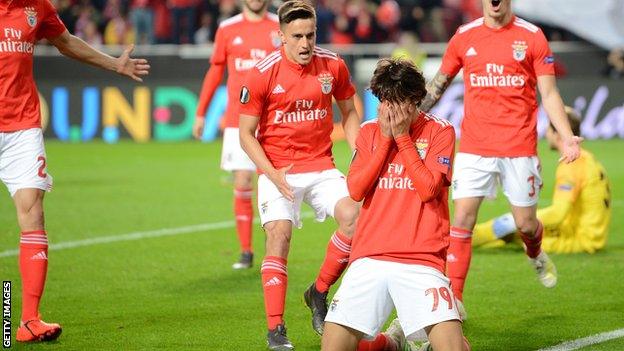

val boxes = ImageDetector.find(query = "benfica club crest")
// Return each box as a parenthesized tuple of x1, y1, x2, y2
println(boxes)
(24, 7, 37, 27)
(512, 40, 528, 61)
(318, 73, 334, 95)
(415, 138, 428, 159)
(270, 31, 282, 48)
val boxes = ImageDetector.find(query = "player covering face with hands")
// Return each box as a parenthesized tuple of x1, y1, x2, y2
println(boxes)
(322, 58, 469, 351)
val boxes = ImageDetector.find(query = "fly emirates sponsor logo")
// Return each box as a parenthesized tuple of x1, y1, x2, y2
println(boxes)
(273, 99, 328, 124)
(0, 28, 34, 54)
(234, 49, 267, 71)
(378, 163, 414, 190)
(469, 63, 525, 88)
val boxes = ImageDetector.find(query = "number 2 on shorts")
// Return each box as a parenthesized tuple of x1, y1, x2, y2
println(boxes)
(425, 287, 453, 312)
(37, 156, 47, 178)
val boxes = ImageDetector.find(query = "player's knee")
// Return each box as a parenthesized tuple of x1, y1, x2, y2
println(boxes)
(264, 222, 292, 246)
(335, 200, 359, 236)
(453, 210, 478, 230)
(515, 216, 538, 236)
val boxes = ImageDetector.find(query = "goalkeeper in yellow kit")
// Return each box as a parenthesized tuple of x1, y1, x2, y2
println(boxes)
(473, 107, 611, 254)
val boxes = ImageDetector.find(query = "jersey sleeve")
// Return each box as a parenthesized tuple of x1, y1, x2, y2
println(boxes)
(532, 29, 555, 76)
(238, 68, 268, 117)
(210, 26, 227, 65)
(439, 32, 463, 77)
(424, 124, 456, 184)
(38, 0, 67, 40)
(332, 57, 356, 101)
(551, 162, 581, 204)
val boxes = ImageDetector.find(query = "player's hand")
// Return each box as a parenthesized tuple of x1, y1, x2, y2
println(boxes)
(390, 102, 413, 137)
(378, 101, 392, 138)
(192, 117, 205, 140)
(559, 135, 583, 163)
(269, 164, 294, 202)
(116, 44, 150, 82)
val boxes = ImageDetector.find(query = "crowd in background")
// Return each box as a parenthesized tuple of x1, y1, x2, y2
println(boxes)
(51, 0, 580, 46)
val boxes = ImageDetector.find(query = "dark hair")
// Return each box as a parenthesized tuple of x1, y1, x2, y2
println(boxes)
(369, 58, 426, 104)
(550, 106, 581, 136)
(278, 0, 316, 25)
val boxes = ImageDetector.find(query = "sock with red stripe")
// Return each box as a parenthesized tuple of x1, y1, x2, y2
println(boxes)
(357, 334, 398, 351)
(519, 221, 543, 259)
(19, 230, 49, 322)
(261, 256, 288, 329)
(315, 231, 351, 293)
(447, 226, 473, 301)
(234, 187, 254, 253)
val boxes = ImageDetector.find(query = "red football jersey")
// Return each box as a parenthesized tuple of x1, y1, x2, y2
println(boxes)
(348, 114, 456, 273)
(0, 0, 66, 132)
(440, 16, 555, 157)
(210, 13, 280, 128)
(239, 46, 356, 174)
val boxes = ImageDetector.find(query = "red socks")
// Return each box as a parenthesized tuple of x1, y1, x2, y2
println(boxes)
(520, 221, 543, 259)
(315, 231, 351, 294)
(19, 230, 49, 322)
(357, 334, 398, 351)
(447, 227, 473, 301)
(234, 187, 253, 253)
(261, 256, 288, 329)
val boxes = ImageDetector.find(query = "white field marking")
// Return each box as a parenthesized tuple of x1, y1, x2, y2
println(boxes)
(0, 212, 315, 259)
(537, 328, 624, 351)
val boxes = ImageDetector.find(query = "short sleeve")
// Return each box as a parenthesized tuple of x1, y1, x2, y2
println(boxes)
(332, 58, 356, 101)
(439, 32, 463, 77)
(424, 125, 456, 184)
(238, 68, 268, 117)
(210, 26, 227, 65)
(37, 0, 67, 40)
(552, 163, 580, 203)
(532, 29, 555, 77)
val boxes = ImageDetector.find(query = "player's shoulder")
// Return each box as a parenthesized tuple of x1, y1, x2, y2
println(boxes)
(266, 12, 279, 23)
(253, 49, 282, 74)
(358, 119, 379, 141)
(313, 46, 340, 61)
(422, 112, 453, 132)
(218, 13, 245, 30)
(455, 17, 484, 36)
(512, 16, 541, 34)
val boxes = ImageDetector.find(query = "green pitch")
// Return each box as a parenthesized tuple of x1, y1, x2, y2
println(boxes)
(0, 139, 622, 350)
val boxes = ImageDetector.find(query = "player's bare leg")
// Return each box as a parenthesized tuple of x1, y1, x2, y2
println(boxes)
(511, 205, 557, 288)
(13, 188, 62, 342)
(321, 322, 363, 351)
(425, 320, 470, 351)
(447, 196, 483, 319)
(262, 219, 294, 350)
(306, 197, 359, 335)
(232, 169, 255, 269)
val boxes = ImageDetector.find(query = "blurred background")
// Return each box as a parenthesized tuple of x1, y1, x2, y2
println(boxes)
(37, 0, 624, 143)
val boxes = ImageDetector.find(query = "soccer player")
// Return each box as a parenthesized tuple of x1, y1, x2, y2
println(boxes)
(322, 58, 468, 351)
(473, 107, 611, 254)
(418, 0, 583, 316)
(192, 0, 280, 270)
(1, 0, 149, 342)
(238, 1, 360, 349)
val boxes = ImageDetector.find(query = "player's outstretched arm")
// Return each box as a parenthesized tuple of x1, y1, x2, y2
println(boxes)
(193, 64, 227, 139)
(239, 114, 294, 201)
(419, 71, 453, 112)
(537, 75, 582, 163)
(336, 97, 361, 150)
(48, 31, 150, 82)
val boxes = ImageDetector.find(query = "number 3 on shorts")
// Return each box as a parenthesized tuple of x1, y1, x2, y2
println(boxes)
(37, 156, 47, 178)
(527, 175, 536, 197)
(425, 287, 453, 312)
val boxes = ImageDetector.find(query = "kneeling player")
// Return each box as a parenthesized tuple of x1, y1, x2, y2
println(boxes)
(322, 58, 468, 351)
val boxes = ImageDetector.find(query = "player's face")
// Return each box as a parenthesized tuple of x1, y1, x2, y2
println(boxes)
(243, 0, 268, 15)
(280, 18, 317, 65)
(546, 126, 559, 150)
(481, 0, 511, 19)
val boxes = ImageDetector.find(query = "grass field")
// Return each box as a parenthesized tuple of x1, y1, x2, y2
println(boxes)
(0, 139, 622, 351)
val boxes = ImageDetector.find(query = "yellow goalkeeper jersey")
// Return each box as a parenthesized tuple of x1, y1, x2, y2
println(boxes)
(539, 149, 611, 253)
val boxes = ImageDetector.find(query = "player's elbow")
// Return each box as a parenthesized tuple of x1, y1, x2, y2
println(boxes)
(417, 185, 441, 203)
(347, 179, 365, 202)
